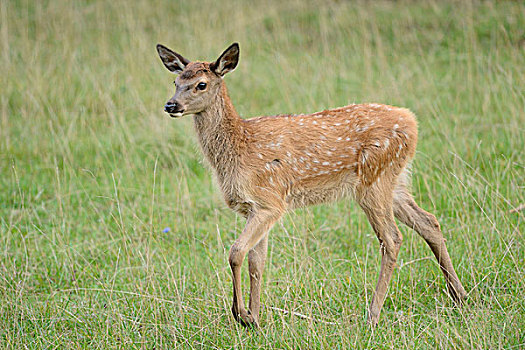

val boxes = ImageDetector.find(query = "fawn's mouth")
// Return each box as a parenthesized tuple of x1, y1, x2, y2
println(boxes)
(169, 112, 184, 118)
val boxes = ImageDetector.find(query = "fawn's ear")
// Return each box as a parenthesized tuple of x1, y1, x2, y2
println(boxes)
(211, 43, 239, 76)
(156, 44, 190, 73)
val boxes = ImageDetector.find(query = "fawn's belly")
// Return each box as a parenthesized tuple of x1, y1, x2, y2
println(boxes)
(286, 171, 360, 209)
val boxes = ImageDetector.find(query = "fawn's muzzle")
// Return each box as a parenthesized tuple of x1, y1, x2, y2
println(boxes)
(164, 102, 185, 118)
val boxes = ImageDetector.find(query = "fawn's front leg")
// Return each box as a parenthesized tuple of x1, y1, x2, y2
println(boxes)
(229, 209, 280, 328)
(248, 234, 269, 324)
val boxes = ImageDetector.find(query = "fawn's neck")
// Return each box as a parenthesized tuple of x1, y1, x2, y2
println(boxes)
(192, 83, 246, 178)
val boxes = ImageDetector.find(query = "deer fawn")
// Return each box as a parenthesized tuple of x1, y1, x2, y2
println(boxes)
(156, 42, 467, 327)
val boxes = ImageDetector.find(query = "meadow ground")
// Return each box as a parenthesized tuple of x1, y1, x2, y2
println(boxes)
(1, 0, 524, 348)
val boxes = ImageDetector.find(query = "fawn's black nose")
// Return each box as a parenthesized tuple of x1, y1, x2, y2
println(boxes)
(164, 102, 182, 114)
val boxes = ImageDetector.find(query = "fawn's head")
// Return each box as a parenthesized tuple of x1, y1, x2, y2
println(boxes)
(156, 43, 239, 118)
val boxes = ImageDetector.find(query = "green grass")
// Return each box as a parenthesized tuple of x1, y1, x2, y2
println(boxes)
(1, 0, 524, 348)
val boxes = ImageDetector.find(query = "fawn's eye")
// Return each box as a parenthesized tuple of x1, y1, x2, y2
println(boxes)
(197, 82, 207, 90)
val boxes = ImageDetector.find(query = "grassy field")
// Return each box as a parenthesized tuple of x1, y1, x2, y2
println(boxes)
(1, 0, 524, 348)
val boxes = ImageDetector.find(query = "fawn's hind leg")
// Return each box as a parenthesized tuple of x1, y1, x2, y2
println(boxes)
(358, 187, 403, 326)
(393, 183, 467, 303)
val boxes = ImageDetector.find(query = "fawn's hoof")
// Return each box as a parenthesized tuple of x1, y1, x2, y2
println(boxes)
(366, 314, 379, 328)
(366, 305, 381, 328)
(448, 283, 468, 305)
(232, 307, 259, 329)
